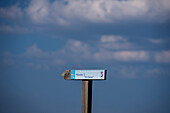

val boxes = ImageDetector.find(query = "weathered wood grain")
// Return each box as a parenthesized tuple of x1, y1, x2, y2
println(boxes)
(81, 80, 92, 113)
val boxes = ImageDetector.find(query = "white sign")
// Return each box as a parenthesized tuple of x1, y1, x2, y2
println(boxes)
(70, 70, 106, 80)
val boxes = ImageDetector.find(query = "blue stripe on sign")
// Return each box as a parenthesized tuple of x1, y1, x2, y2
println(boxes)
(70, 70, 75, 79)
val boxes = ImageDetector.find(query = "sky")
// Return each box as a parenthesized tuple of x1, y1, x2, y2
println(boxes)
(0, 0, 170, 113)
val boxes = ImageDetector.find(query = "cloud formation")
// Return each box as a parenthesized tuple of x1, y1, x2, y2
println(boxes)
(154, 51, 170, 63)
(0, 0, 169, 79)
(0, 5, 22, 19)
(100, 35, 132, 49)
(0, 0, 170, 35)
(27, 0, 170, 24)
(2, 36, 170, 71)
(149, 38, 163, 44)
(94, 50, 149, 62)
(1, 0, 170, 25)
(26, 0, 50, 24)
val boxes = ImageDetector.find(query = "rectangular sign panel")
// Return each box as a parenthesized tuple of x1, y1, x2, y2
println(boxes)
(70, 70, 106, 80)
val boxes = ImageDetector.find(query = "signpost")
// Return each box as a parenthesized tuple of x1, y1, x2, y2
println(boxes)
(61, 69, 107, 113)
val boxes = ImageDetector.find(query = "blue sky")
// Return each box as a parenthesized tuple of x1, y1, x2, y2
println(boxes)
(0, 0, 170, 113)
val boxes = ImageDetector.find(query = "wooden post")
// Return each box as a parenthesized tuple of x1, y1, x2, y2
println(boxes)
(61, 69, 107, 113)
(81, 80, 92, 113)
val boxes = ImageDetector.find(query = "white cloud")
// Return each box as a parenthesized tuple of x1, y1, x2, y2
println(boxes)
(113, 51, 149, 61)
(0, 0, 169, 28)
(58, 0, 149, 23)
(26, 0, 50, 24)
(0, 5, 23, 19)
(0, 25, 30, 34)
(154, 51, 170, 63)
(58, 39, 92, 62)
(24, 44, 48, 58)
(22, 39, 151, 65)
(1, 58, 16, 66)
(25, 62, 50, 70)
(100, 35, 132, 49)
(111, 65, 170, 79)
(101, 35, 126, 43)
(19, 44, 66, 70)
(18, 40, 91, 70)
(2, 38, 170, 70)
(24, 40, 91, 60)
(149, 38, 163, 44)
(145, 0, 170, 22)
(14, 43, 170, 66)
(94, 50, 149, 61)
(0, 25, 13, 33)
(25, 0, 170, 24)
(66, 40, 89, 53)
(111, 66, 137, 79)
(147, 68, 170, 77)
